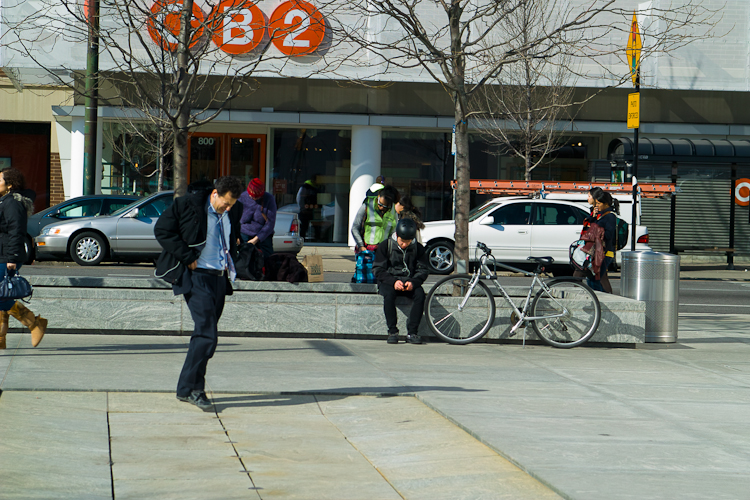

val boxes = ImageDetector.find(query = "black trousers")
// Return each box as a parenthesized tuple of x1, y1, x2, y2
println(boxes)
(177, 271, 226, 397)
(378, 283, 425, 336)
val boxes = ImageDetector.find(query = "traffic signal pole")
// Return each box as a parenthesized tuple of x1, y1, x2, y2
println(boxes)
(83, 0, 99, 195)
(627, 11, 642, 251)
(631, 78, 639, 251)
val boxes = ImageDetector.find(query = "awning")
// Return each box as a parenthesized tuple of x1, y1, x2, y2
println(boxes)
(608, 137, 750, 163)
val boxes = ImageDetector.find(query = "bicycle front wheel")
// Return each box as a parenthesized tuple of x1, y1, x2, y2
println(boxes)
(531, 279, 600, 348)
(426, 274, 496, 344)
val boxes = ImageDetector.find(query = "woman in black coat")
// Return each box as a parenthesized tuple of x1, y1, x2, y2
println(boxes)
(586, 189, 618, 293)
(0, 168, 47, 349)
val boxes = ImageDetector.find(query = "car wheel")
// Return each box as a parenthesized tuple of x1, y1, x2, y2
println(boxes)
(24, 235, 35, 264)
(70, 231, 107, 266)
(426, 240, 455, 274)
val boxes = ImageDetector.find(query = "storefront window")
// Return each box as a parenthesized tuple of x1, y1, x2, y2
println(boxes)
(381, 131, 454, 222)
(102, 122, 173, 195)
(271, 129, 351, 243)
(469, 135, 595, 182)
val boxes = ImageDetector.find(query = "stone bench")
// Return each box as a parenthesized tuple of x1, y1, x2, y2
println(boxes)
(19, 277, 646, 345)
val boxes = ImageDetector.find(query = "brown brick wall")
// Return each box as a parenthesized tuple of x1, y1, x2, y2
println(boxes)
(49, 153, 64, 206)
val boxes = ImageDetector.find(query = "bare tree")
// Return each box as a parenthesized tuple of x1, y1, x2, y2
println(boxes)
(333, 0, 720, 269)
(2, 0, 336, 196)
(472, 1, 578, 181)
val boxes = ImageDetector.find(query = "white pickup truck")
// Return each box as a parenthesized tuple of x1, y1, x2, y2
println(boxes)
(421, 194, 651, 274)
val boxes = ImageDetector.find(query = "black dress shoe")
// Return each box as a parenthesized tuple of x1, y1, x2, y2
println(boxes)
(179, 391, 213, 410)
(407, 334, 423, 344)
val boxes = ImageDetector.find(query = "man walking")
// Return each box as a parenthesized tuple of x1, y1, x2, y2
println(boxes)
(155, 176, 244, 410)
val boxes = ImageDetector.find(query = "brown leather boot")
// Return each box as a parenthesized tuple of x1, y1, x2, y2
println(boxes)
(0, 310, 8, 349)
(9, 302, 47, 347)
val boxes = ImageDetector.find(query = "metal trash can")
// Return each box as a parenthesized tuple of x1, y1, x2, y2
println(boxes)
(620, 251, 680, 343)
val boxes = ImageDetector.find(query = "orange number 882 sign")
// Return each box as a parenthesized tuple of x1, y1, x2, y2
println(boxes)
(147, 0, 326, 57)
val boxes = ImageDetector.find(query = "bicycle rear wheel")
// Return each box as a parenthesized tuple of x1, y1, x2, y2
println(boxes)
(426, 274, 496, 344)
(530, 279, 600, 348)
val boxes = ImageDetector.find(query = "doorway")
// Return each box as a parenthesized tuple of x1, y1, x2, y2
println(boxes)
(188, 133, 266, 187)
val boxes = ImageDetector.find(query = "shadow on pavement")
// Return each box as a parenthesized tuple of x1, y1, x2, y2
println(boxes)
(5, 343, 320, 356)
(210, 386, 487, 413)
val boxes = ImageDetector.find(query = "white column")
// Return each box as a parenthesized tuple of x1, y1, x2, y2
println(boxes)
(348, 125, 382, 248)
(68, 117, 85, 199)
(54, 120, 72, 200)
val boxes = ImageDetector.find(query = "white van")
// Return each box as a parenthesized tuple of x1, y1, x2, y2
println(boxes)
(540, 191, 652, 252)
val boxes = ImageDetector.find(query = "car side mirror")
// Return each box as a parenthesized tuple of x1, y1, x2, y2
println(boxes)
(125, 208, 140, 218)
(49, 209, 61, 218)
(479, 216, 495, 225)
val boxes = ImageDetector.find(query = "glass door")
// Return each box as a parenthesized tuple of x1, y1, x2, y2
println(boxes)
(189, 134, 223, 186)
(189, 133, 266, 189)
(228, 135, 266, 187)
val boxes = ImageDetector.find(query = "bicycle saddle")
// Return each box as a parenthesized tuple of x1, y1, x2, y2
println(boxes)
(527, 256, 554, 265)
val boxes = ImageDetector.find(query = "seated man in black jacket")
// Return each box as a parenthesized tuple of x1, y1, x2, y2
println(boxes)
(372, 218, 429, 344)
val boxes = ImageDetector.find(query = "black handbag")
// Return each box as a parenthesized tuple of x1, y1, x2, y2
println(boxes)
(0, 270, 33, 301)
(235, 242, 265, 281)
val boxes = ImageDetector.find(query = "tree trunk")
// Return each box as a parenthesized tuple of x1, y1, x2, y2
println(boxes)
(157, 129, 165, 191)
(453, 99, 470, 272)
(173, 121, 188, 197)
(172, 0, 193, 198)
(525, 155, 532, 181)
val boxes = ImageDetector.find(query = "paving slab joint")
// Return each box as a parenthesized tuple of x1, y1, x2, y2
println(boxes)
(412, 393, 573, 500)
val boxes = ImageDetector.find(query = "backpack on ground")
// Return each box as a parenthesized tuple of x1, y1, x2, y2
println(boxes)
(264, 253, 308, 283)
(352, 250, 376, 284)
(235, 242, 265, 281)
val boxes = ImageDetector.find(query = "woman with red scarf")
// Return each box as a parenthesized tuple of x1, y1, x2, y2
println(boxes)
(575, 187, 617, 294)
(238, 178, 277, 257)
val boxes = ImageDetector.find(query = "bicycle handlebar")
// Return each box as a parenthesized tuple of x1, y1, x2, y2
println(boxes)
(477, 241, 491, 255)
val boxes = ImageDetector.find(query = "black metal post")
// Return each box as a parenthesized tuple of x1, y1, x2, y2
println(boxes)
(669, 162, 677, 254)
(630, 80, 639, 251)
(83, 0, 100, 195)
(728, 163, 736, 270)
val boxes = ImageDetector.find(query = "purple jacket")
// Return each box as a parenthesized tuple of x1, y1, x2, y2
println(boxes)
(238, 191, 277, 242)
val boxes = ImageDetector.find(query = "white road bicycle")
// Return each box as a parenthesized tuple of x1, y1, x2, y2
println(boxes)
(425, 242, 601, 348)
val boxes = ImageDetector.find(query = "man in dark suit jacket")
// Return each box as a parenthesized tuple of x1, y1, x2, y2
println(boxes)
(155, 176, 244, 410)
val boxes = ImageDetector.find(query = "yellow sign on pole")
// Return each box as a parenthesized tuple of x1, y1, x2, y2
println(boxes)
(626, 12, 642, 86)
(627, 92, 640, 129)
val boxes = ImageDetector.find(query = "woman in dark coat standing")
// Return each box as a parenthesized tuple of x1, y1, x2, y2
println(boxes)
(586, 189, 618, 293)
(0, 168, 47, 349)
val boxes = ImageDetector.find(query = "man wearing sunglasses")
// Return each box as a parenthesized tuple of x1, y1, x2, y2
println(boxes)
(351, 184, 400, 254)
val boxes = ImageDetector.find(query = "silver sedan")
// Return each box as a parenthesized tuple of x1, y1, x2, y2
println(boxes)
(35, 191, 303, 265)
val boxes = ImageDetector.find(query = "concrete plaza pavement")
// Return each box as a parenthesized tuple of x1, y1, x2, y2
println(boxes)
(2, 311, 750, 500)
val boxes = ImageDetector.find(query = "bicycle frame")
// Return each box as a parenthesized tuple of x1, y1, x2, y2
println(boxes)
(463, 253, 572, 344)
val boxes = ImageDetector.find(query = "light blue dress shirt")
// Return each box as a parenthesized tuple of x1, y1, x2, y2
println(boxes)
(196, 199, 232, 278)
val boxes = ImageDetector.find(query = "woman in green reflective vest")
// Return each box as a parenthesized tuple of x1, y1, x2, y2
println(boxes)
(351, 185, 400, 253)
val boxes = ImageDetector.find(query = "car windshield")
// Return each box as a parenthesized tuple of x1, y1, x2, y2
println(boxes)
(110, 198, 143, 216)
(468, 200, 499, 222)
